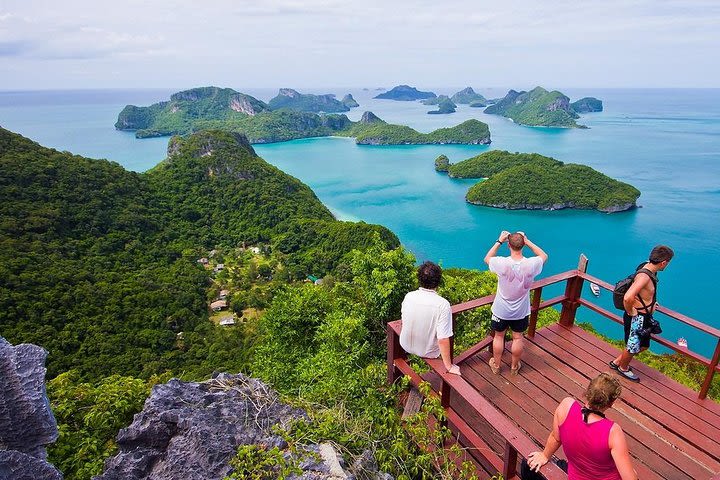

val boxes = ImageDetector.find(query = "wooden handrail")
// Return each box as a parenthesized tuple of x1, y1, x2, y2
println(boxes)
(577, 272, 720, 339)
(388, 259, 720, 477)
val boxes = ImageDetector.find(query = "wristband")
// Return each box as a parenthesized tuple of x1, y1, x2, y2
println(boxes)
(495, 240, 503, 245)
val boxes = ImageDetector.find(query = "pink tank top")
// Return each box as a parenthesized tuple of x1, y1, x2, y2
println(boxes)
(558, 401, 621, 480)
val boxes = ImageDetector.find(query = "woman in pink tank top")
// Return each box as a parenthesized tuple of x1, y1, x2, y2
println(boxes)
(527, 373, 637, 480)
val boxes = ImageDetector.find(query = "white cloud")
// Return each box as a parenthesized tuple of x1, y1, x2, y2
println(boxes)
(0, 0, 718, 88)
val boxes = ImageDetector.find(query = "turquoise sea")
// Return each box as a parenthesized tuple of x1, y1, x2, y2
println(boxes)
(1, 87, 719, 356)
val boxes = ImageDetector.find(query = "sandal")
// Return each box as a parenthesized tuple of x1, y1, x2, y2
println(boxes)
(511, 361, 522, 376)
(488, 358, 500, 374)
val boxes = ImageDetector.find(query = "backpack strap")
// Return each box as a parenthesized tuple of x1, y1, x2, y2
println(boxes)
(634, 267, 657, 313)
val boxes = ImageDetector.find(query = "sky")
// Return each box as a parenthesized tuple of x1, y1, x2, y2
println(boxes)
(1, 0, 719, 90)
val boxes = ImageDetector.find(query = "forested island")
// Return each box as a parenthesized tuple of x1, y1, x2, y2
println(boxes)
(342, 113, 490, 144)
(267, 88, 350, 113)
(373, 84, 436, 101)
(115, 87, 489, 145)
(440, 150, 640, 212)
(450, 87, 487, 106)
(484, 87, 602, 127)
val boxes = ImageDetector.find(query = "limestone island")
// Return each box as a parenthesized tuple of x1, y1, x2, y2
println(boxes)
(114, 87, 491, 145)
(267, 88, 350, 113)
(438, 150, 639, 213)
(374, 85, 436, 101)
(341, 112, 490, 145)
(451, 87, 487, 106)
(341, 94, 360, 108)
(483, 87, 602, 128)
(435, 154, 450, 172)
(570, 97, 603, 113)
(427, 98, 457, 114)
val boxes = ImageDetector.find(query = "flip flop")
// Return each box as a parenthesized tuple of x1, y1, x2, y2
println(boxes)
(511, 361, 522, 376)
(488, 358, 500, 374)
(609, 360, 620, 371)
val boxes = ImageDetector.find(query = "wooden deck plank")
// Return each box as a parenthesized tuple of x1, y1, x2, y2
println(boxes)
(538, 324, 720, 463)
(520, 335, 720, 477)
(533, 327, 714, 479)
(560, 320, 720, 421)
(466, 345, 666, 480)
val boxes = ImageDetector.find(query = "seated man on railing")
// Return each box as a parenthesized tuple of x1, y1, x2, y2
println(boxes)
(399, 261, 461, 375)
(485, 230, 548, 375)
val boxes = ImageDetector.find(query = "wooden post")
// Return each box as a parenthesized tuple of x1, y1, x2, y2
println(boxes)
(527, 286, 543, 338)
(700, 338, 720, 399)
(559, 254, 589, 327)
(502, 441, 518, 479)
(450, 313, 456, 360)
(387, 322, 406, 384)
(440, 378, 451, 433)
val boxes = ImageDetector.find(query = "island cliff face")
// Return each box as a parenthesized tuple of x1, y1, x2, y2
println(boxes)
(374, 85, 436, 101)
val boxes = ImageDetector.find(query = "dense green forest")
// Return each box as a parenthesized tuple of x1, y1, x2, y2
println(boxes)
(342, 118, 491, 145)
(267, 88, 350, 113)
(2, 127, 715, 480)
(439, 150, 640, 212)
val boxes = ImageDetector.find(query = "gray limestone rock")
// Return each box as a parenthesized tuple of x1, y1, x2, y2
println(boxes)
(0, 336, 62, 479)
(96, 373, 306, 480)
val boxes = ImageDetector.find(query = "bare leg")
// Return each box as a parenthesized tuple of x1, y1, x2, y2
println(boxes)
(492, 330, 506, 366)
(615, 350, 634, 370)
(510, 331, 524, 369)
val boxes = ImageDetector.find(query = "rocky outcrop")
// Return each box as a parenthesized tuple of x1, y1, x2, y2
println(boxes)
(374, 85, 436, 101)
(96, 373, 391, 480)
(450, 87, 487, 105)
(359, 111, 384, 124)
(0, 336, 62, 480)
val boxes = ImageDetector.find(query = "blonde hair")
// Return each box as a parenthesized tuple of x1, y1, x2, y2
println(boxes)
(585, 372, 622, 410)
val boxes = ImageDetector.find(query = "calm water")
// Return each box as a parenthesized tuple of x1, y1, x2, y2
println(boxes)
(1, 87, 718, 355)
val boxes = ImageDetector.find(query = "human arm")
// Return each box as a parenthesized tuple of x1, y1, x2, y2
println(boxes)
(484, 230, 510, 265)
(518, 232, 548, 264)
(527, 397, 571, 471)
(623, 272, 651, 316)
(438, 337, 460, 375)
(608, 424, 638, 480)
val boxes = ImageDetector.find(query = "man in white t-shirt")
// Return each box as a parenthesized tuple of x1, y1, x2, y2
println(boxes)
(484, 231, 548, 375)
(400, 261, 461, 375)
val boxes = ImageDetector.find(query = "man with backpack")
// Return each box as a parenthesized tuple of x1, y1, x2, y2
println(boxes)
(610, 245, 674, 382)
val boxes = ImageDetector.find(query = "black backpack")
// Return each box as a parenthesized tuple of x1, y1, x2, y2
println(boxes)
(612, 263, 657, 311)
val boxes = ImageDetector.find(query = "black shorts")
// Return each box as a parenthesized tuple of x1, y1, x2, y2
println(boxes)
(491, 314, 529, 333)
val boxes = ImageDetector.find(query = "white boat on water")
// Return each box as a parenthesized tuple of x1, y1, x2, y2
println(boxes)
(678, 337, 688, 348)
(590, 283, 600, 297)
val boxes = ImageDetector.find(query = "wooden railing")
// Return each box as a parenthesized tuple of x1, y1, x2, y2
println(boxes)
(387, 255, 720, 479)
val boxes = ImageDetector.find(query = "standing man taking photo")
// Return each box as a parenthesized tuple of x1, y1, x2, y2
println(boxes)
(610, 245, 674, 382)
(485, 231, 548, 375)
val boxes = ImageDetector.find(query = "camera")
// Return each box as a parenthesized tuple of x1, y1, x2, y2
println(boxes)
(639, 318, 662, 338)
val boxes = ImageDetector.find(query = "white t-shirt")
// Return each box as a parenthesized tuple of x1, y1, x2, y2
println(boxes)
(399, 288, 453, 359)
(489, 256, 544, 320)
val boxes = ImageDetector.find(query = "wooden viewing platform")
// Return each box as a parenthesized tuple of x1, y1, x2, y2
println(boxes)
(387, 257, 720, 480)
